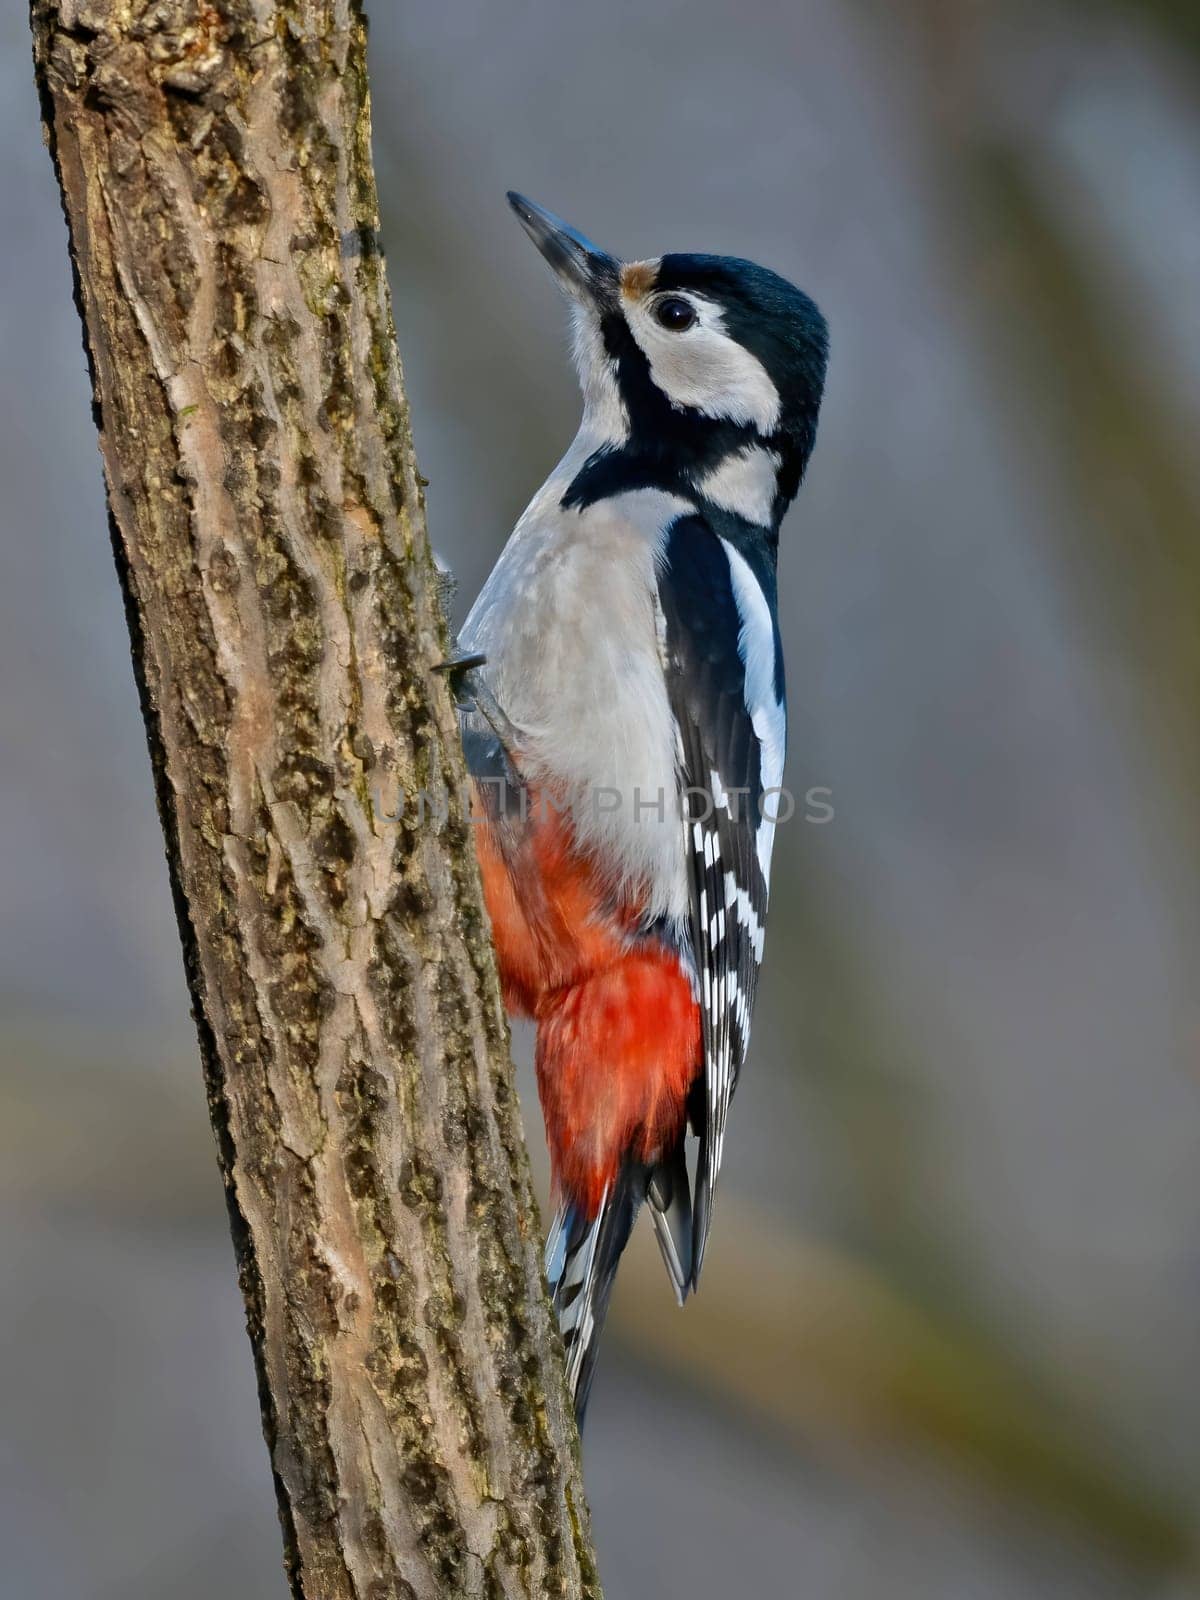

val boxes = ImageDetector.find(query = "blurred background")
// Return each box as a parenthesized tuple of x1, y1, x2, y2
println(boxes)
(3, 2, 1200, 1595)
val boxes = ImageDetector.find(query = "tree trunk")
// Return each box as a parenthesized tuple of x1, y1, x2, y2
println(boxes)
(29, 4, 598, 1596)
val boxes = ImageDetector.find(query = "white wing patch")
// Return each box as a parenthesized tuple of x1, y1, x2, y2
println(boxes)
(722, 539, 786, 879)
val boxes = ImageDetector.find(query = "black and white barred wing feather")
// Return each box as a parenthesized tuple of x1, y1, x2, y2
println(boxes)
(657, 514, 786, 1287)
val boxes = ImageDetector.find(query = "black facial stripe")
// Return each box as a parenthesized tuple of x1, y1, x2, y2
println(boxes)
(563, 310, 770, 510)
(602, 305, 759, 455)
(562, 296, 815, 519)
(562, 432, 771, 512)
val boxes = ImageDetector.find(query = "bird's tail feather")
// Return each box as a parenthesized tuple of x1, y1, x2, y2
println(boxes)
(546, 1143, 694, 1422)
(646, 1139, 694, 1307)
(545, 1163, 646, 1423)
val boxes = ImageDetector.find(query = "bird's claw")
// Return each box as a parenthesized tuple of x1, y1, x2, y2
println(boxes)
(434, 647, 523, 790)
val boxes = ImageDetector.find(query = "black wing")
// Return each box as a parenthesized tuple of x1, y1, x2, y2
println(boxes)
(657, 514, 786, 1287)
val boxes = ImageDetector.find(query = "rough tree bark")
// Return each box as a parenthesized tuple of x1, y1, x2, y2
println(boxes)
(30, 4, 599, 1596)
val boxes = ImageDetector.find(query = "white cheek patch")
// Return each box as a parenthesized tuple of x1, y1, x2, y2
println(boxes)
(626, 294, 781, 433)
(571, 305, 629, 446)
(696, 445, 781, 528)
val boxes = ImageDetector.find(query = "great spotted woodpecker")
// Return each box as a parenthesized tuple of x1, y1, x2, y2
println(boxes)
(457, 194, 827, 1419)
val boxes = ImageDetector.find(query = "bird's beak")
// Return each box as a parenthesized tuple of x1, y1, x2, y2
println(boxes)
(507, 192, 619, 309)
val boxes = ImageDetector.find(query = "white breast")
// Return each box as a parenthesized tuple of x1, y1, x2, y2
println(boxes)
(463, 457, 691, 927)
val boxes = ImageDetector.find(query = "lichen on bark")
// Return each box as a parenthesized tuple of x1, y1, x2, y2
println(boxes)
(30, 3, 599, 1596)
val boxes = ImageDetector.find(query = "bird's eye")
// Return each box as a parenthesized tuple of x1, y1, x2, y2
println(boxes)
(653, 296, 696, 332)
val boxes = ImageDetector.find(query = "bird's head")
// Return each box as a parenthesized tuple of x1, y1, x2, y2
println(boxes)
(508, 192, 828, 528)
